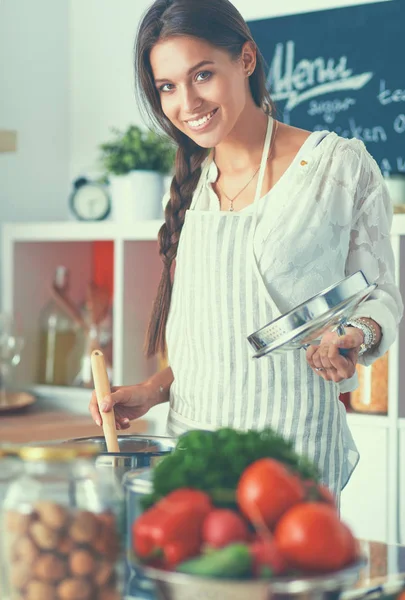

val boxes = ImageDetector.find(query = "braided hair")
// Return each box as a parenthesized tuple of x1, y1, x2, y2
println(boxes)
(135, 0, 273, 357)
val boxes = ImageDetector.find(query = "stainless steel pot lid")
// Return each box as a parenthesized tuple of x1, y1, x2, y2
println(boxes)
(65, 435, 176, 457)
(248, 271, 377, 358)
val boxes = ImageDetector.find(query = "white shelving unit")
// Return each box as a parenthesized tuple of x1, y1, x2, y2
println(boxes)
(2, 216, 405, 543)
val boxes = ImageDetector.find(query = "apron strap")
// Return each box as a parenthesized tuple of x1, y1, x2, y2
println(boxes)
(253, 116, 274, 206)
(249, 115, 283, 316)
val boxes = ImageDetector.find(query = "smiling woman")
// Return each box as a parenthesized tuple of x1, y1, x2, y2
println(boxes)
(88, 0, 403, 505)
(133, 0, 273, 356)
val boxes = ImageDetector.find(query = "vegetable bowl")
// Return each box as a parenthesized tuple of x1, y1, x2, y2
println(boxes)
(126, 428, 365, 600)
(137, 557, 364, 600)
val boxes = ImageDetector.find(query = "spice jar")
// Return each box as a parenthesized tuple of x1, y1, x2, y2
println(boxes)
(350, 352, 389, 414)
(1, 445, 123, 600)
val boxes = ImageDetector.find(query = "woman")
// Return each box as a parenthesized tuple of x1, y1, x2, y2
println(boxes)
(89, 0, 403, 497)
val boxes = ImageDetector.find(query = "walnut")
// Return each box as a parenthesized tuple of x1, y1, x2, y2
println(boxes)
(9, 561, 32, 590)
(69, 549, 95, 577)
(30, 522, 59, 550)
(57, 578, 93, 600)
(33, 553, 67, 582)
(13, 535, 39, 564)
(5, 510, 33, 535)
(92, 523, 120, 561)
(94, 560, 113, 587)
(69, 511, 99, 544)
(34, 501, 69, 530)
(25, 580, 56, 600)
(56, 535, 74, 556)
(97, 589, 120, 600)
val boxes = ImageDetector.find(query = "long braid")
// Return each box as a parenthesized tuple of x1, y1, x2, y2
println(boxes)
(145, 138, 207, 357)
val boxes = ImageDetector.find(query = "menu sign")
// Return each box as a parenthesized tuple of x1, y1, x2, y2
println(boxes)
(248, 0, 404, 175)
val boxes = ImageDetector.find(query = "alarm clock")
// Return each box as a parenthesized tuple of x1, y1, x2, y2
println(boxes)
(69, 177, 111, 221)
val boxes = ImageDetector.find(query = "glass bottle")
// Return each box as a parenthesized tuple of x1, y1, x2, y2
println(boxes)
(37, 266, 79, 386)
(1, 446, 123, 600)
(71, 290, 113, 389)
(350, 352, 389, 414)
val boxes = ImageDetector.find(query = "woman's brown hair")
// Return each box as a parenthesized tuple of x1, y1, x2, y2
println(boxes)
(135, 0, 273, 357)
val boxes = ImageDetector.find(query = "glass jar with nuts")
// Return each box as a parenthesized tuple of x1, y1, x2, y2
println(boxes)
(0, 449, 23, 600)
(1, 445, 123, 600)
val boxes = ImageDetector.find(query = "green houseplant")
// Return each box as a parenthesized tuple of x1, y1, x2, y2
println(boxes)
(100, 125, 176, 176)
(100, 125, 176, 222)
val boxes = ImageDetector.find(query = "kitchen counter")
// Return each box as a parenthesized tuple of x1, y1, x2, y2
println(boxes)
(345, 541, 405, 599)
(0, 389, 147, 444)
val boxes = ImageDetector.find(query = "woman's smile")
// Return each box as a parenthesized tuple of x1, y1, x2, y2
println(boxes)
(185, 108, 219, 132)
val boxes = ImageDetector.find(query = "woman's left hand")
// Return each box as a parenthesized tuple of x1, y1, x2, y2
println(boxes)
(306, 327, 364, 382)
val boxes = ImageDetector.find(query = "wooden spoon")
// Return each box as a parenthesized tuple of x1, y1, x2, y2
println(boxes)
(91, 349, 120, 453)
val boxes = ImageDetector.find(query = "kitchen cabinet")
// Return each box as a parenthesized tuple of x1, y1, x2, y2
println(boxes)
(2, 216, 405, 542)
(399, 423, 405, 544)
(341, 422, 390, 543)
(1, 222, 163, 388)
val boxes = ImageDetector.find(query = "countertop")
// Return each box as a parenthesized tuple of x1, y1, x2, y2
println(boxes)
(345, 541, 405, 599)
(0, 388, 147, 444)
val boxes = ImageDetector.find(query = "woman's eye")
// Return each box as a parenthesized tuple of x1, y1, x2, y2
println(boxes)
(159, 83, 175, 93)
(195, 71, 212, 82)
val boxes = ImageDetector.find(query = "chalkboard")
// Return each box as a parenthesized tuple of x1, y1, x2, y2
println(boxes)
(248, 0, 405, 175)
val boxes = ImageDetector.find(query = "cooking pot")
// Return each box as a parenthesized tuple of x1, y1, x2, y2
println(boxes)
(64, 434, 176, 483)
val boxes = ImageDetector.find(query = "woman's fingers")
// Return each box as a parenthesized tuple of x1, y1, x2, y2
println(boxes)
(89, 390, 102, 426)
(116, 417, 131, 430)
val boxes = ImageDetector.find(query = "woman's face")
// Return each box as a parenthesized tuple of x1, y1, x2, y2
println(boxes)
(149, 36, 253, 148)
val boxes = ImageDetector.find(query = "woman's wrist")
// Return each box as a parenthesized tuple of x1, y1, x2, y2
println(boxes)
(346, 317, 382, 354)
(144, 367, 173, 408)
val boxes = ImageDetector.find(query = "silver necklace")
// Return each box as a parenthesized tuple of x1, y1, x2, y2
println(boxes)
(215, 120, 278, 212)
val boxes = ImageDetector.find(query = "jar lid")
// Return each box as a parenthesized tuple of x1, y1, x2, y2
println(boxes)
(18, 444, 100, 462)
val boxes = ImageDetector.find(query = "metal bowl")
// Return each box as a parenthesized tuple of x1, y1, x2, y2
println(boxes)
(248, 271, 376, 358)
(137, 558, 365, 600)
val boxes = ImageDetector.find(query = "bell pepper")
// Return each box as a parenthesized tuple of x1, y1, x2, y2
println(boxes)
(133, 488, 212, 566)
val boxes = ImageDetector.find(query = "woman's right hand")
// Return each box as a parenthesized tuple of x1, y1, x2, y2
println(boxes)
(89, 383, 154, 430)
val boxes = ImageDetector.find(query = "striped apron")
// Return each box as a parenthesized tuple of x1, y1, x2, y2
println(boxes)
(166, 117, 358, 495)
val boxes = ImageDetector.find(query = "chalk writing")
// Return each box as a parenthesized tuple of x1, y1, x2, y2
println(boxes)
(378, 80, 405, 105)
(307, 97, 356, 123)
(380, 158, 405, 174)
(393, 114, 405, 134)
(268, 41, 373, 112)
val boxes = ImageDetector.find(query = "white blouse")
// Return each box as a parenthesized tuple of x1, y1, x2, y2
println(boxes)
(164, 130, 403, 393)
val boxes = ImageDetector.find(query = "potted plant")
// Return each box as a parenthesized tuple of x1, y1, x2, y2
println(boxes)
(100, 125, 176, 222)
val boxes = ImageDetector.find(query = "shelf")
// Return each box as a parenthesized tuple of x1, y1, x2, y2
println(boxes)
(3, 213, 405, 242)
(2, 220, 163, 242)
(346, 412, 390, 427)
(392, 214, 405, 236)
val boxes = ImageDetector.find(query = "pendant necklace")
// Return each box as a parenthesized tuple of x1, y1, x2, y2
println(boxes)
(215, 120, 278, 212)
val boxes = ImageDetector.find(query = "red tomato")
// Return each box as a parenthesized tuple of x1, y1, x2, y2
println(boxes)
(340, 522, 360, 565)
(250, 537, 287, 576)
(274, 503, 354, 572)
(237, 459, 305, 528)
(317, 484, 337, 507)
(303, 480, 337, 508)
(202, 509, 250, 548)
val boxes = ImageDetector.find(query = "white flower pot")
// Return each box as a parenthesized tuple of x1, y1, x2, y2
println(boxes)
(110, 170, 164, 223)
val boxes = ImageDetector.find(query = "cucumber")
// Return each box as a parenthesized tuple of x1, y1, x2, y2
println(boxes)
(176, 543, 252, 579)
